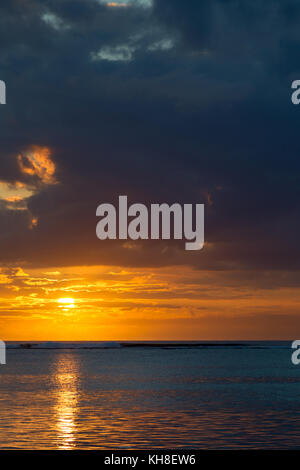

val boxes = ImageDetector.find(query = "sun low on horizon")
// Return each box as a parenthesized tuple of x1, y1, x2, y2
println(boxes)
(57, 297, 76, 312)
(0, 264, 299, 341)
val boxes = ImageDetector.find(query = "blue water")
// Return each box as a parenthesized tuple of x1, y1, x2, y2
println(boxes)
(0, 341, 299, 449)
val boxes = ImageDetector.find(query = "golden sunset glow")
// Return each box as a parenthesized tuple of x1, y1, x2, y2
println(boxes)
(58, 297, 76, 313)
(58, 298, 75, 306)
(0, 264, 299, 341)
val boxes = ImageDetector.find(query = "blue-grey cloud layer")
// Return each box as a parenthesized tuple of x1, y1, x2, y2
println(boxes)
(0, 0, 300, 273)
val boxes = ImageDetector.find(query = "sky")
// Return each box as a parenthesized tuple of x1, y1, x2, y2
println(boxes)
(0, 0, 300, 340)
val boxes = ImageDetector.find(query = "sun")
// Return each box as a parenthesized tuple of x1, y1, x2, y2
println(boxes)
(57, 298, 76, 311)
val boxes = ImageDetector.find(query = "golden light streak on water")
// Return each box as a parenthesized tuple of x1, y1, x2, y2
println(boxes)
(52, 354, 79, 449)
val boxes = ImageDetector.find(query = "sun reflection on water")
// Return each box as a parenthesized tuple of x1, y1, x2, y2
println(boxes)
(52, 353, 79, 449)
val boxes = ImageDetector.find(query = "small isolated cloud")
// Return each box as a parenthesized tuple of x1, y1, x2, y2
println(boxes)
(106, 2, 129, 7)
(100, 0, 153, 7)
(18, 146, 56, 185)
(91, 44, 135, 62)
(41, 12, 70, 31)
(148, 38, 174, 51)
(29, 216, 38, 230)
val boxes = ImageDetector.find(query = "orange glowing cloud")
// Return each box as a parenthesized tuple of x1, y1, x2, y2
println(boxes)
(0, 181, 34, 201)
(30, 216, 39, 229)
(0, 181, 34, 211)
(0, 147, 57, 228)
(15, 267, 29, 277)
(107, 2, 128, 7)
(18, 145, 56, 185)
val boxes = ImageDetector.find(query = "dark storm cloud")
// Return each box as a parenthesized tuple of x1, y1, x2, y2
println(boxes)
(0, 0, 300, 274)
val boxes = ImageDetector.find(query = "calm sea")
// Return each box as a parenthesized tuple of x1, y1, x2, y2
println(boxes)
(0, 341, 299, 449)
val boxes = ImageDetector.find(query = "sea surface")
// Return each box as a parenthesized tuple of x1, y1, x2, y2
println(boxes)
(0, 341, 299, 449)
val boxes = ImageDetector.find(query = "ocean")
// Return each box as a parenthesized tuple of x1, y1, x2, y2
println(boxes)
(0, 341, 299, 449)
